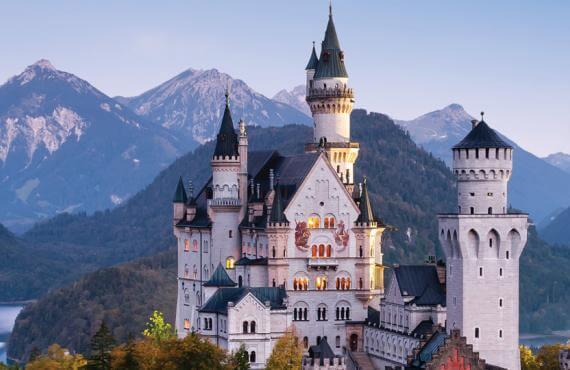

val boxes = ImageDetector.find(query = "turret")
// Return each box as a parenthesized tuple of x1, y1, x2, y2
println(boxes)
(305, 42, 319, 96)
(452, 113, 513, 215)
(173, 176, 188, 223)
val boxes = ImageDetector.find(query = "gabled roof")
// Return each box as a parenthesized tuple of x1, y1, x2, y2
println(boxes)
(213, 94, 239, 158)
(200, 286, 287, 314)
(203, 263, 236, 287)
(314, 12, 348, 79)
(305, 44, 319, 70)
(172, 176, 188, 203)
(453, 120, 512, 149)
(393, 265, 445, 306)
(356, 180, 374, 223)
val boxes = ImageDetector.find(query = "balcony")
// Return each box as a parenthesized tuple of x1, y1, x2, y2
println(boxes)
(307, 87, 354, 100)
(307, 258, 339, 270)
(208, 198, 241, 207)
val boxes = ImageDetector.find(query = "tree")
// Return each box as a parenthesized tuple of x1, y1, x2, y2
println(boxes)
(26, 344, 86, 370)
(230, 344, 250, 370)
(266, 328, 303, 370)
(143, 310, 174, 344)
(520, 345, 539, 370)
(86, 322, 116, 369)
(536, 343, 567, 370)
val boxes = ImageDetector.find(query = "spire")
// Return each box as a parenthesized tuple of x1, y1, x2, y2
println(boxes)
(356, 178, 375, 224)
(172, 176, 188, 203)
(270, 185, 288, 223)
(213, 91, 239, 158)
(314, 4, 348, 79)
(305, 42, 319, 70)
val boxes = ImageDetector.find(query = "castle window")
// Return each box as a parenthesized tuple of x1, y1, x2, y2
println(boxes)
(499, 298, 503, 308)
(242, 321, 249, 333)
(193, 265, 197, 279)
(326, 244, 332, 257)
(204, 318, 209, 330)
(336, 336, 341, 348)
(476, 149, 479, 159)
(249, 351, 256, 363)
(272, 279, 276, 287)
(193, 240, 198, 252)
(506, 251, 510, 259)
(184, 240, 190, 252)
(499, 330, 503, 339)
(499, 268, 503, 277)
(272, 246, 276, 258)
(226, 257, 235, 269)
(308, 215, 320, 229)
(489, 238, 493, 247)
(470, 207, 475, 215)
(479, 267, 483, 277)
(238, 275, 243, 287)
(303, 308, 308, 320)
(324, 215, 335, 228)
(359, 246, 363, 257)
(488, 207, 493, 215)
(184, 319, 190, 330)
(485, 148, 490, 159)
(184, 264, 190, 279)
(475, 327, 480, 338)
(496, 148, 500, 159)
(359, 278, 363, 289)
(228, 230, 233, 238)
(303, 337, 308, 349)
(293, 278, 298, 290)
(204, 241, 209, 253)
(316, 276, 327, 290)
(466, 149, 470, 159)
(470, 192, 475, 197)
(250, 321, 256, 333)
(318, 244, 325, 257)
(311, 245, 317, 258)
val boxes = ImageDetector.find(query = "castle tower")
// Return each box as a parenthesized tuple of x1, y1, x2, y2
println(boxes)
(438, 115, 529, 370)
(305, 5, 358, 193)
(209, 92, 243, 274)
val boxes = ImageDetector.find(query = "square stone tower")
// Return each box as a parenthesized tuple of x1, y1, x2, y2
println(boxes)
(438, 115, 529, 370)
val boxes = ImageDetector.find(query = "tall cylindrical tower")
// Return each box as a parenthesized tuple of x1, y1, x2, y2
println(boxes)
(305, 7, 358, 192)
(438, 115, 528, 370)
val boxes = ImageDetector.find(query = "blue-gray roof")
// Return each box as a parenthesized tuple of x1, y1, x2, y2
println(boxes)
(213, 95, 239, 158)
(314, 14, 348, 79)
(394, 265, 445, 306)
(200, 286, 287, 314)
(453, 120, 512, 149)
(356, 180, 375, 224)
(305, 44, 319, 70)
(235, 257, 268, 266)
(203, 263, 236, 287)
(172, 176, 188, 203)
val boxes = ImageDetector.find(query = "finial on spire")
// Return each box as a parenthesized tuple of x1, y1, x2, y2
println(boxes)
(225, 83, 230, 107)
(329, 0, 332, 16)
(480, 111, 485, 121)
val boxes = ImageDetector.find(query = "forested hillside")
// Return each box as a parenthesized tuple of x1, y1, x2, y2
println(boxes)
(8, 110, 570, 360)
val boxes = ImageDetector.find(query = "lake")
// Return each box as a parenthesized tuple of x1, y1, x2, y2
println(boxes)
(0, 305, 23, 364)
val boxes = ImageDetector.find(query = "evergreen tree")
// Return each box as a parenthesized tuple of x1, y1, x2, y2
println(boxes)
(231, 344, 250, 370)
(87, 322, 116, 370)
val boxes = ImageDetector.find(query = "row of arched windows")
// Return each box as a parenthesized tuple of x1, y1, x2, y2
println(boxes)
(336, 277, 351, 290)
(293, 275, 363, 290)
(204, 318, 213, 330)
(311, 244, 332, 258)
(242, 320, 256, 334)
(293, 307, 308, 321)
(307, 215, 336, 229)
(245, 351, 256, 363)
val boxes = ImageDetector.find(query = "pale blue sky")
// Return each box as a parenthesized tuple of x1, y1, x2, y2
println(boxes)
(1, 1, 569, 156)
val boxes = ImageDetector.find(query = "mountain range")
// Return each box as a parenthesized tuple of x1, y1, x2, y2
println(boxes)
(116, 68, 311, 144)
(397, 104, 570, 224)
(0, 62, 311, 232)
(272, 85, 311, 116)
(543, 152, 570, 174)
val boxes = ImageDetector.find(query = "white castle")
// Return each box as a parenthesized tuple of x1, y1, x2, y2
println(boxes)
(173, 7, 528, 370)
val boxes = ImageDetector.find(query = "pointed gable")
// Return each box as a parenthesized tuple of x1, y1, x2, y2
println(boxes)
(203, 263, 236, 287)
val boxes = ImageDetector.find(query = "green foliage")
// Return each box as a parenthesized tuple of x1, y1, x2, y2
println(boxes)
(143, 311, 174, 344)
(520, 345, 539, 370)
(230, 344, 250, 370)
(7, 251, 176, 362)
(536, 343, 569, 370)
(86, 322, 116, 370)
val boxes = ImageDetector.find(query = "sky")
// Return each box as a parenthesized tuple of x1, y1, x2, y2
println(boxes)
(0, 0, 569, 157)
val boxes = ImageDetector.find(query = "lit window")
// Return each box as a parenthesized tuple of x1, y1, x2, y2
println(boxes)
(184, 319, 190, 330)
(184, 240, 190, 252)
(226, 257, 235, 269)
(316, 276, 327, 290)
(308, 215, 320, 229)
(193, 240, 198, 252)
(324, 216, 335, 228)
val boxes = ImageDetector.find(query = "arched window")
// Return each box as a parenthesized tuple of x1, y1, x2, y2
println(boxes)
(249, 351, 256, 363)
(359, 246, 363, 257)
(475, 327, 480, 338)
(304, 278, 309, 290)
(488, 207, 493, 215)
(250, 321, 256, 333)
(184, 264, 189, 279)
(326, 244, 332, 257)
(359, 278, 363, 289)
(308, 215, 320, 229)
(293, 278, 298, 290)
(193, 265, 198, 279)
(318, 244, 325, 257)
(243, 321, 249, 333)
(184, 240, 190, 252)
(238, 275, 243, 287)
(311, 245, 317, 258)
(470, 207, 475, 215)
(324, 215, 335, 228)
(193, 240, 198, 251)
(204, 318, 209, 330)
(316, 276, 327, 290)
(272, 246, 276, 258)
(184, 319, 190, 330)
(335, 336, 341, 348)
(226, 257, 235, 269)
(303, 308, 308, 320)
(272, 278, 276, 287)
(303, 337, 309, 349)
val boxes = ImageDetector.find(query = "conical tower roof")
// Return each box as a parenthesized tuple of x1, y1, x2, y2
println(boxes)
(213, 92, 239, 158)
(314, 7, 348, 79)
(305, 43, 319, 70)
(453, 119, 511, 149)
(270, 185, 288, 223)
(172, 176, 188, 203)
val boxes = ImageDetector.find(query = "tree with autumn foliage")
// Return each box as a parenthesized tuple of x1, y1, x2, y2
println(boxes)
(143, 310, 175, 344)
(26, 344, 86, 370)
(266, 328, 303, 370)
(520, 345, 540, 370)
(536, 343, 569, 370)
